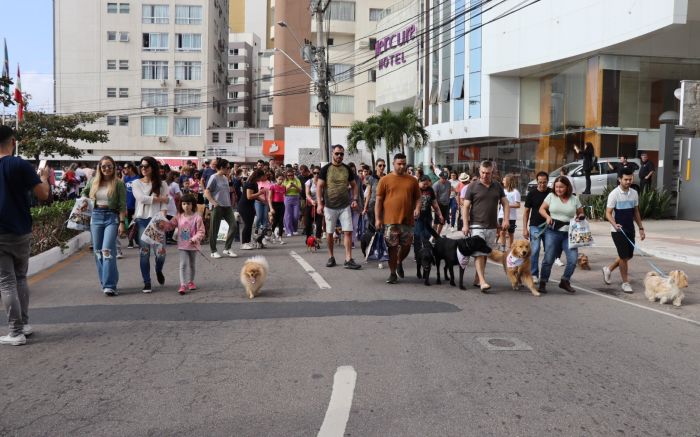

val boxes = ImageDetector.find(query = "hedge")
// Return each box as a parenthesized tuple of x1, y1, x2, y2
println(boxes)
(582, 187, 673, 221)
(30, 200, 81, 256)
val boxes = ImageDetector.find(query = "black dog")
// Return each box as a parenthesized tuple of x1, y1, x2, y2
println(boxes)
(433, 235, 492, 290)
(254, 226, 273, 249)
(415, 238, 436, 285)
(360, 224, 376, 257)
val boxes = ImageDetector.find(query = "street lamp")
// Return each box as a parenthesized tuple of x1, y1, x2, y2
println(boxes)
(276, 21, 305, 51)
(273, 48, 316, 83)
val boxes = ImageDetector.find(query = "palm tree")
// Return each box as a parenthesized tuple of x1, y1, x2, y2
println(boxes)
(346, 115, 382, 168)
(378, 108, 402, 169)
(396, 107, 429, 156)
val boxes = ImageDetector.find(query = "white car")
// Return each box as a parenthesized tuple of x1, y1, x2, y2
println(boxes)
(528, 158, 641, 195)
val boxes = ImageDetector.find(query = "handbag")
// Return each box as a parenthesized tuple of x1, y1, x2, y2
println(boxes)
(67, 197, 93, 231)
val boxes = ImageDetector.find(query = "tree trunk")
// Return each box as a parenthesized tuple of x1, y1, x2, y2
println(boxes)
(370, 151, 375, 170)
(385, 147, 391, 172)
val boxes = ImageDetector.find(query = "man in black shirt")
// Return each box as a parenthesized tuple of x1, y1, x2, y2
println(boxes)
(638, 153, 655, 192)
(523, 171, 551, 282)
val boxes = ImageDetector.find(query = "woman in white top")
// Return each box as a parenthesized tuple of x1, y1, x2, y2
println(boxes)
(497, 174, 521, 250)
(303, 166, 323, 239)
(132, 156, 170, 293)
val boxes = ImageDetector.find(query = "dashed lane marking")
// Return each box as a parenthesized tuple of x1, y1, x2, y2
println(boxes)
(318, 366, 357, 437)
(289, 251, 331, 289)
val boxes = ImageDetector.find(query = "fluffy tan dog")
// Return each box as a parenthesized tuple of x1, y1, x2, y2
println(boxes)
(489, 239, 540, 296)
(577, 253, 590, 270)
(240, 256, 269, 299)
(644, 270, 688, 307)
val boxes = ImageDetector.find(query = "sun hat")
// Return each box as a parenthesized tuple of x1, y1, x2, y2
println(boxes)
(459, 172, 469, 182)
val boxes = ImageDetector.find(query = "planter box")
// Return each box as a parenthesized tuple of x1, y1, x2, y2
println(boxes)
(28, 231, 91, 276)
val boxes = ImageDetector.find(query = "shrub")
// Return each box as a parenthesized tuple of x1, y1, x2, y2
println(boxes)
(581, 186, 613, 220)
(638, 188, 673, 219)
(30, 200, 81, 256)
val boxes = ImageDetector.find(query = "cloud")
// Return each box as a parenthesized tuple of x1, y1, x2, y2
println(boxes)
(17, 71, 54, 113)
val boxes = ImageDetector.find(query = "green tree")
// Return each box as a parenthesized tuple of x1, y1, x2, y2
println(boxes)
(377, 108, 401, 169)
(346, 115, 382, 169)
(396, 106, 429, 156)
(0, 76, 13, 108)
(15, 111, 109, 162)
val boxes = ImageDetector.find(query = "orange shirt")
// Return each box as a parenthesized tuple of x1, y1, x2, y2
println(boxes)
(376, 173, 420, 226)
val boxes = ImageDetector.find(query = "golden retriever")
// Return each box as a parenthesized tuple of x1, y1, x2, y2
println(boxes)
(240, 256, 269, 299)
(489, 239, 540, 296)
(644, 270, 689, 307)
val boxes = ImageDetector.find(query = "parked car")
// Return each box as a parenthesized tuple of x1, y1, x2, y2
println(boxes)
(528, 157, 641, 195)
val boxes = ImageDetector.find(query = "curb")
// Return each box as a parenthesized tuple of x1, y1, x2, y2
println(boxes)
(28, 231, 91, 276)
(637, 248, 700, 267)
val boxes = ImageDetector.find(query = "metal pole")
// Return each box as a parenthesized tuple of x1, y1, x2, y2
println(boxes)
(314, 0, 330, 163)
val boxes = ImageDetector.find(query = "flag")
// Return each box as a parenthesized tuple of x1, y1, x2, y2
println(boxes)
(14, 64, 23, 122)
(1, 39, 9, 97)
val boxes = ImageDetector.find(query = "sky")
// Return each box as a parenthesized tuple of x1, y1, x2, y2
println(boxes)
(1, 0, 54, 113)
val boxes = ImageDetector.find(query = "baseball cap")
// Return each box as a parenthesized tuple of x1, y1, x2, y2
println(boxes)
(459, 172, 469, 182)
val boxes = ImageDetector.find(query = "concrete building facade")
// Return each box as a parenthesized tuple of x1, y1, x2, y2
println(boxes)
(54, 0, 229, 159)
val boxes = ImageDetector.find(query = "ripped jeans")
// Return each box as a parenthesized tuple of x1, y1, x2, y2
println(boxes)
(136, 218, 166, 284)
(90, 209, 120, 290)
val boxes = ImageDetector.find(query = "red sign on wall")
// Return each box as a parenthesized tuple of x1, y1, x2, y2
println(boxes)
(458, 146, 480, 161)
(263, 140, 285, 157)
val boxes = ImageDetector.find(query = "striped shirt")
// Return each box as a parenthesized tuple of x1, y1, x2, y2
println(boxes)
(606, 186, 638, 231)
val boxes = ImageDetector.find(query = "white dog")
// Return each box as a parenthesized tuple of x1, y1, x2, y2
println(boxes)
(644, 270, 689, 307)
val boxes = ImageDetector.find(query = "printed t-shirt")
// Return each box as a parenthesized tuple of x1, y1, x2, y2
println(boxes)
(319, 163, 353, 209)
(419, 187, 437, 223)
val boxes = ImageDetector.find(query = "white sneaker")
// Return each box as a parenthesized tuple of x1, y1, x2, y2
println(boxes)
(117, 252, 124, 259)
(22, 325, 33, 336)
(210, 252, 222, 259)
(292, 231, 299, 236)
(0, 333, 26, 346)
(278, 238, 285, 245)
(240, 243, 254, 250)
(554, 258, 564, 267)
(286, 233, 292, 237)
(222, 249, 238, 258)
(602, 266, 612, 285)
(621, 282, 633, 293)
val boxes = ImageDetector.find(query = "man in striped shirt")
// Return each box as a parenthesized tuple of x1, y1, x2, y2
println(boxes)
(602, 167, 645, 293)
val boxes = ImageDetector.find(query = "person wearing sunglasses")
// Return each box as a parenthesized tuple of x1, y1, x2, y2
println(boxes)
(317, 145, 361, 269)
(304, 166, 324, 240)
(81, 156, 127, 296)
(282, 169, 302, 237)
(132, 157, 170, 293)
(362, 159, 386, 230)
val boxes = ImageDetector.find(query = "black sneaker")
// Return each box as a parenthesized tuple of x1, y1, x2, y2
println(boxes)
(397, 263, 404, 278)
(127, 242, 135, 249)
(142, 282, 152, 293)
(386, 273, 398, 284)
(344, 258, 361, 270)
(326, 257, 336, 267)
(156, 271, 165, 285)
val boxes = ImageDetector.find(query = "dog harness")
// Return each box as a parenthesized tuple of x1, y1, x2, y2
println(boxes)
(506, 251, 525, 269)
(457, 248, 469, 268)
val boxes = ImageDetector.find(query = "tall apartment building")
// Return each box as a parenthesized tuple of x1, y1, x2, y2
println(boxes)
(54, 0, 229, 159)
(229, 0, 273, 49)
(227, 32, 260, 128)
(375, 0, 700, 190)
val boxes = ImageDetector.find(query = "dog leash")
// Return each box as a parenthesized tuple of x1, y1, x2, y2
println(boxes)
(530, 223, 547, 242)
(617, 228, 667, 278)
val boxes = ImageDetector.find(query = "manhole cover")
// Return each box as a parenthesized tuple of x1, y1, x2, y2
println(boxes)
(476, 337, 533, 351)
(488, 339, 516, 348)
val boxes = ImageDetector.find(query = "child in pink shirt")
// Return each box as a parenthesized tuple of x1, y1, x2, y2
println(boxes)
(267, 174, 287, 244)
(163, 193, 205, 294)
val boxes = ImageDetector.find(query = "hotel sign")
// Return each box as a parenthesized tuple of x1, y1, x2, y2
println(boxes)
(375, 24, 417, 71)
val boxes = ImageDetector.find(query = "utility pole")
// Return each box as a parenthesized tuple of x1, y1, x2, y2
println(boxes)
(312, 0, 331, 163)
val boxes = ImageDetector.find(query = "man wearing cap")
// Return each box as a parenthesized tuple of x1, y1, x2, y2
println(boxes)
(456, 172, 470, 230)
(432, 171, 452, 236)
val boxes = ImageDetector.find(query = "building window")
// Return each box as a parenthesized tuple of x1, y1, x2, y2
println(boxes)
(107, 31, 117, 41)
(331, 64, 354, 82)
(142, 4, 169, 23)
(227, 105, 237, 114)
(176, 33, 202, 51)
(107, 116, 117, 125)
(119, 60, 129, 70)
(249, 133, 264, 148)
(175, 5, 203, 24)
(261, 104, 272, 112)
(174, 117, 200, 136)
(142, 88, 168, 107)
(107, 3, 118, 13)
(142, 33, 168, 51)
(212, 132, 219, 143)
(226, 132, 233, 143)
(174, 89, 201, 107)
(468, 0, 482, 119)
(367, 100, 376, 114)
(119, 88, 129, 98)
(369, 8, 383, 21)
(142, 61, 168, 80)
(175, 61, 202, 80)
(119, 116, 129, 126)
(119, 32, 129, 42)
(107, 60, 117, 70)
(326, 1, 355, 21)
(107, 88, 117, 98)
(141, 116, 168, 136)
(119, 3, 129, 13)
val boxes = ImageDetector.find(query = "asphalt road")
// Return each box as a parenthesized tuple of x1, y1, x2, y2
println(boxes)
(2, 234, 700, 436)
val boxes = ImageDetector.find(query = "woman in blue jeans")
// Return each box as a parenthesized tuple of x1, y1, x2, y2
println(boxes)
(81, 156, 127, 296)
(537, 176, 584, 294)
(132, 157, 170, 293)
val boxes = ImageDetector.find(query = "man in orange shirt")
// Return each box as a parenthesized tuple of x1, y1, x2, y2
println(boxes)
(375, 153, 421, 284)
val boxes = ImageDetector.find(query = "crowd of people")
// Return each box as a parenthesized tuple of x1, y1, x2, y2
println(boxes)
(0, 120, 647, 344)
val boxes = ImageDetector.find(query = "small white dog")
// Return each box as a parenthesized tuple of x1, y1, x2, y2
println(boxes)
(240, 256, 269, 299)
(644, 270, 689, 307)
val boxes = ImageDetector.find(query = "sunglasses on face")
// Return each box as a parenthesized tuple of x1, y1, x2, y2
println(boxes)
(313, 172, 320, 175)
(377, 164, 385, 167)
(140, 164, 150, 169)
(334, 152, 344, 156)
(101, 164, 114, 170)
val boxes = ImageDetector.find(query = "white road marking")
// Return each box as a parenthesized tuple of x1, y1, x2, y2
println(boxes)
(318, 366, 357, 437)
(290, 251, 331, 289)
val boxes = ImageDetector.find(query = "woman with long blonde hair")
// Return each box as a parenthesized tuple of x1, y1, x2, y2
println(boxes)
(81, 156, 127, 296)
